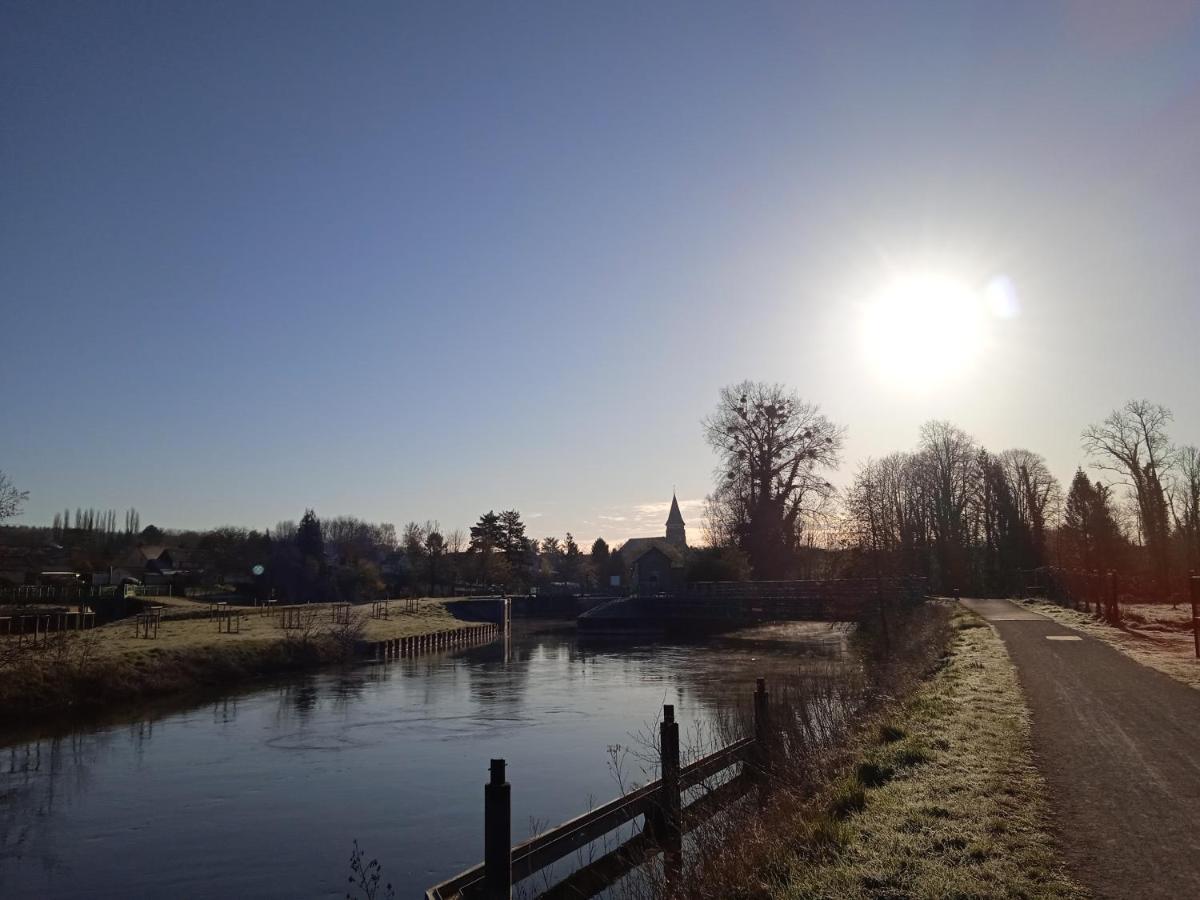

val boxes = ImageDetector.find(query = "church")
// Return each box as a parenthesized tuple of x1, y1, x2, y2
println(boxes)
(616, 493, 689, 594)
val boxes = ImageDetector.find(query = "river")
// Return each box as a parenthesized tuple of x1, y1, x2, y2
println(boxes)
(0, 620, 850, 899)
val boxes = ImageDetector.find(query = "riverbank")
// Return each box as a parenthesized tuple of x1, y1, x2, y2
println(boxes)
(777, 609, 1083, 898)
(0, 598, 488, 726)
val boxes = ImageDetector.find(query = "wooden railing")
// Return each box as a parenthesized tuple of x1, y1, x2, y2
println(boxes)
(426, 679, 773, 900)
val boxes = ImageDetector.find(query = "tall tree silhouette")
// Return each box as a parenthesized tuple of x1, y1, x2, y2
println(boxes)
(296, 509, 324, 561)
(703, 381, 843, 578)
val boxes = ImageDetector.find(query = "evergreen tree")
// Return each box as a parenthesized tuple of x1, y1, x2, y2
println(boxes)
(1063, 470, 1123, 570)
(470, 511, 503, 553)
(296, 509, 324, 561)
(561, 532, 584, 583)
(590, 537, 610, 587)
(425, 528, 445, 594)
(498, 510, 528, 581)
(469, 511, 504, 584)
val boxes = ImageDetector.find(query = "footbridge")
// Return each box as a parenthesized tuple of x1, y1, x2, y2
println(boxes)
(577, 576, 928, 634)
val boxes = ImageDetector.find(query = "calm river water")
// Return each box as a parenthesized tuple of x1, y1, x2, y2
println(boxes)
(0, 621, 848, 898)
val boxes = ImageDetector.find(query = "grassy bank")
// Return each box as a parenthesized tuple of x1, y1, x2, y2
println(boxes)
(777, 610, 1084, 899)
(0, 598, 485, 725)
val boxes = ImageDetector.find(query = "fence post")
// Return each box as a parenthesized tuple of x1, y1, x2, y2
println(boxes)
(484, 759, 512, 900)
(753, 678, 770, 780)
(1190, 574, 1199, 660)
(657, 704, 682, 872)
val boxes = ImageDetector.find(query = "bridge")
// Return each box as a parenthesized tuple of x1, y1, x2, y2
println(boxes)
(577, 576, 928, 634)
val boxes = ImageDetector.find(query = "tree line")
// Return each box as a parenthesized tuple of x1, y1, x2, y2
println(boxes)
(703, 385, 1199, 597)
(4, 389, 1197, 600)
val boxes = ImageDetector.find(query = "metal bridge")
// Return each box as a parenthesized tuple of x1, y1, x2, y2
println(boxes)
(578, 576, 929, 633)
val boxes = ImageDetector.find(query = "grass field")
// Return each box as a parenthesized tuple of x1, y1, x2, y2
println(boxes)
(777, 610, 1084, 899)
(0, 597, 494, 724)
(87, 596, 470, 658)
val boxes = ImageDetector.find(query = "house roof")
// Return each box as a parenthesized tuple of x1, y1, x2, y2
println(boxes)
(666, 493, 685, 526)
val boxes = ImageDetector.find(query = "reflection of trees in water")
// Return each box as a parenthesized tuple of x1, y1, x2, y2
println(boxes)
(329, 672, 367, 715)
(272, 675, 321, 727)
(211, 696, 242, 726)
(576, 623, 854, 730)
(0, 730, 114, 879)
(461, 630, 568, 709)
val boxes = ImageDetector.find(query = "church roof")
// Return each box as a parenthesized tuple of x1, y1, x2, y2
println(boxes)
(666, 493, 685, 526)
(617, 537, 687, 567)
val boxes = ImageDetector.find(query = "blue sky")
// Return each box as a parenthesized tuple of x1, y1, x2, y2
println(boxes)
(3, 1, 1199, 544)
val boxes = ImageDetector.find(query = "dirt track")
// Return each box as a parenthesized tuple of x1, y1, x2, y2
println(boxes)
(961, 597, 1200, 899)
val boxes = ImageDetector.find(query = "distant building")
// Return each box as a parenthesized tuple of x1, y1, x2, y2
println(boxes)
(617, 493, 689, 594)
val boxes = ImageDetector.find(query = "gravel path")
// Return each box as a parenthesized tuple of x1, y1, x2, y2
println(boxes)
(961, 597, 1200, 899)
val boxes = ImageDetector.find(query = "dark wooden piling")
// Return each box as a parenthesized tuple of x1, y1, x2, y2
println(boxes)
(752, 677, 770, 779)
(1190, 574, 1199, 660)
(484, 758, 512, 900)
(654, 703, 683, 876)
(1107, 570, 1119, 624)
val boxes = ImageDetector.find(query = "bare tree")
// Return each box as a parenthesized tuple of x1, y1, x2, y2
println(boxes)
(1082, 400, 1175, 581)
(915, 421, 980, 590)
(424, 521, 445, 594)
(998, 448, 1062, 559)
(1170, 445, 1200, 573)
(0, 470, 28, 522)
(844, 452, 930, 578)
(703, 381, 844, 578)
(446, 528, 466, 595)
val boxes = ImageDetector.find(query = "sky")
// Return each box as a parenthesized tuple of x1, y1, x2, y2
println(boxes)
(3, 1, 1199, 546)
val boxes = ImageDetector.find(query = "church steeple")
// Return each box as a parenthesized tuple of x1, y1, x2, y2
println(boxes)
(665, 492, 687, 547)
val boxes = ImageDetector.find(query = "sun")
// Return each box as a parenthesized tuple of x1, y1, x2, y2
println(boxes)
(860, 271, 989, 388)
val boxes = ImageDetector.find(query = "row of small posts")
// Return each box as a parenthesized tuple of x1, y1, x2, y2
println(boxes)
(369, 623, 499, 661)
(438, 678, 772, 900)
(133, 607, 162, 639)
(1036, 573, 1128, 624)
(0, 608, 97, 642)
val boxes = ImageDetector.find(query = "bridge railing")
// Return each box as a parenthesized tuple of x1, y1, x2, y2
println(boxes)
(426, 680, 773, 900)
(645, 576, 929, 620)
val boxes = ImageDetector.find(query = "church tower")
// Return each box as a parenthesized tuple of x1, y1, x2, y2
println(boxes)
(665, 492, 687, 547)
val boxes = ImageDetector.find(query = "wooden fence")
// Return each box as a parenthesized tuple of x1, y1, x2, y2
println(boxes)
(0, 585, 116, 603)
(359, 623, 499, 661)
(426, 679, 773, 900)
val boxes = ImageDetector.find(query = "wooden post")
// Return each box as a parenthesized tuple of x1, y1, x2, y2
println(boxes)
(753, 677, 770, 779)
(1107, 570, 1118, 624)
(652, 705, 682, 851)
(662, 705, 683, 879)
(484, 758, 512, 900)
(1190, 574, 1199, 660)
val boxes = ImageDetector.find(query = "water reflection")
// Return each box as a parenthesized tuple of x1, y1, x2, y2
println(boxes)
(0, 621, 852, 899)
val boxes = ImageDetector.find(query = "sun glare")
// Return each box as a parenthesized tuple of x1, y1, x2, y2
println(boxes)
(861, 272, 990, 388)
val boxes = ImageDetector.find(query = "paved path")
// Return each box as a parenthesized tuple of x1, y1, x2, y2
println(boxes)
(961, 597, 1200, 899)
